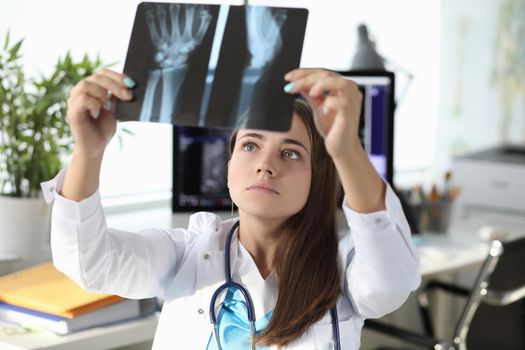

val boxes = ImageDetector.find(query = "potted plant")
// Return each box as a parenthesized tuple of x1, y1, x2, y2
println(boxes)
(0, 31, 104, 261)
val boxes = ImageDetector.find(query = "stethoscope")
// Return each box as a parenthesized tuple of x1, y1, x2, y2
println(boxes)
(209, 220, 341, 349)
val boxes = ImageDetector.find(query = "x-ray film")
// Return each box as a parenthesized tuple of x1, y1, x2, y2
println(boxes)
(115, 2, 308, 131)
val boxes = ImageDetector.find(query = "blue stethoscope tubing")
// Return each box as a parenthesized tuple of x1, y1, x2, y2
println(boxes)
(208, 220, 342, 349)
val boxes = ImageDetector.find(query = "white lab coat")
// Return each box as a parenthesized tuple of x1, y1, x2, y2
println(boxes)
(41, 169, 420, 349)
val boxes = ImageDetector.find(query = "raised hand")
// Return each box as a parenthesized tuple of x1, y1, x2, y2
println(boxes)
(284, 69, 363, 160)
(67, 69, 134, 158)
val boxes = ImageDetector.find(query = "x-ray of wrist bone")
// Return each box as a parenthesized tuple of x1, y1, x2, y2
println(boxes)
(115, 2, 308, 132)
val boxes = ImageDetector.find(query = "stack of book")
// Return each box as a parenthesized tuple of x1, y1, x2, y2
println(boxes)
(0, 262, 157, 335)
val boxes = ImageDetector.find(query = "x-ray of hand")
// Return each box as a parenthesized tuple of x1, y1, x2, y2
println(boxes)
(146, 4, 212, 69)
(117, 2, 308, 132)
(246, 7, 287, 69)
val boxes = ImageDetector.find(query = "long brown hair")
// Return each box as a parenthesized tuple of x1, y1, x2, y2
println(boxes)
(228, 99, 341, 347)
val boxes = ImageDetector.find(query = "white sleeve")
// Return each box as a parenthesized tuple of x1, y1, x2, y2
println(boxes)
(40, 169, 194, 299)
(342, 183, 421, 319)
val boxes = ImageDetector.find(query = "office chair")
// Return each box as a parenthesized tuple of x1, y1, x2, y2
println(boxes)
(364, 236, 525, 350)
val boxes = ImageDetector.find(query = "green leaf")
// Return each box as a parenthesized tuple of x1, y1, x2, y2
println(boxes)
(0, 30, 105, 197)
(3, 30, 10, 51)
(8, 39, 24, 62)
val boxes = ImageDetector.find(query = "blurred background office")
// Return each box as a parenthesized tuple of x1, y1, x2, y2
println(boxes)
(0, 0, 523, 349)
(0, 0, 444, 204)
(2, 0, 520, 203)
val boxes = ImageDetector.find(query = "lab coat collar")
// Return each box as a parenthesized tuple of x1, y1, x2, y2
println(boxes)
(195, 218, 241, 308)
(195, 220, 281, 341)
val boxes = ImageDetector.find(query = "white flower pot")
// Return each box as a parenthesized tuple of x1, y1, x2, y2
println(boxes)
(0, 195, 51, 260)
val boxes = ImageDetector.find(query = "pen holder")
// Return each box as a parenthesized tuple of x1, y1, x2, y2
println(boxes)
(419, 201, 452, 233)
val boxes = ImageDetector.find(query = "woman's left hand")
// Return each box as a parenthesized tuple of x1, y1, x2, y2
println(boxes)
(284, 68, 363, 160)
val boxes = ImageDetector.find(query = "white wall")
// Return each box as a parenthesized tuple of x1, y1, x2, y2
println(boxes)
(434, 0, 525, 179)
(0, 0, 441, 198)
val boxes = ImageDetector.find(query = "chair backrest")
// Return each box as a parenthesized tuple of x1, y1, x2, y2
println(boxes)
(460, 236, 525, 349)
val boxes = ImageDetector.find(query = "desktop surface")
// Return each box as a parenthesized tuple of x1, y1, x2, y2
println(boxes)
(0, 312, 159, 350)
(414, 230, 488, 277)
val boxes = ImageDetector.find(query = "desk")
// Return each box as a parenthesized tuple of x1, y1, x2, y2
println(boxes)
(417, 223, 525, 277)
(0, 313, 159, 350)
(416, 229, 489, 277)
(0, 208, 503, 350)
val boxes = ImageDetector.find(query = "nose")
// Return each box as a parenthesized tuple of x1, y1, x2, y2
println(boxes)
(256, 152, 277, 176)
(257, 167, 274, 176)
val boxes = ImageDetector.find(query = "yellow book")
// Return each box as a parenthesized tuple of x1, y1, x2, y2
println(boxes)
(0, 262, 122, 319)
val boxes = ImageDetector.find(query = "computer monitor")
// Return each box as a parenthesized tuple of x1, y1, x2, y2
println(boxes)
(172, 70, 395, 212)
(172, 125, 232, 212)
(337, 70, 395, 185)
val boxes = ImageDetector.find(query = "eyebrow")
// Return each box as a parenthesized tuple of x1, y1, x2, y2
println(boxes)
(238, 132, 310, 155)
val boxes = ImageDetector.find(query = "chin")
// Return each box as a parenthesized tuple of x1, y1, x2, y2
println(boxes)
(237, 202, 303, 221)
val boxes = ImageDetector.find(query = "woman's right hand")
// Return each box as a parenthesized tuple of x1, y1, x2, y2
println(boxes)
(67, 68, 135, 159)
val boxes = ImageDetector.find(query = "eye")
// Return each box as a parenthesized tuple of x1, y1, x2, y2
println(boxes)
(282, 149, 300, 160)
(241, 142, 257, 152)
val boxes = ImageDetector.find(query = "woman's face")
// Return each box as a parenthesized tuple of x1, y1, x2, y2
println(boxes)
(228, 114, 312, 221)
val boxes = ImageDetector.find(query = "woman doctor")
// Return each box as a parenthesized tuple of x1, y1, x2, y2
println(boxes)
(41, 68, 420, 349)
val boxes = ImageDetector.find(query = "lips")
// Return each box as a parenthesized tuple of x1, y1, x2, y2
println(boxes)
(246, 183, 280, 194)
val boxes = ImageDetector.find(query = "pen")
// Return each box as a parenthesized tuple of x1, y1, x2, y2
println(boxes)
(443, 171, 452, 201)
(429, 184, 440, 202)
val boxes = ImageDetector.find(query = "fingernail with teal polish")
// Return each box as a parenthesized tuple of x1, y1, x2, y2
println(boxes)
(105, 100, 112, 110)
(283, 82, 295, 93)
(124, 76, 136, 88)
